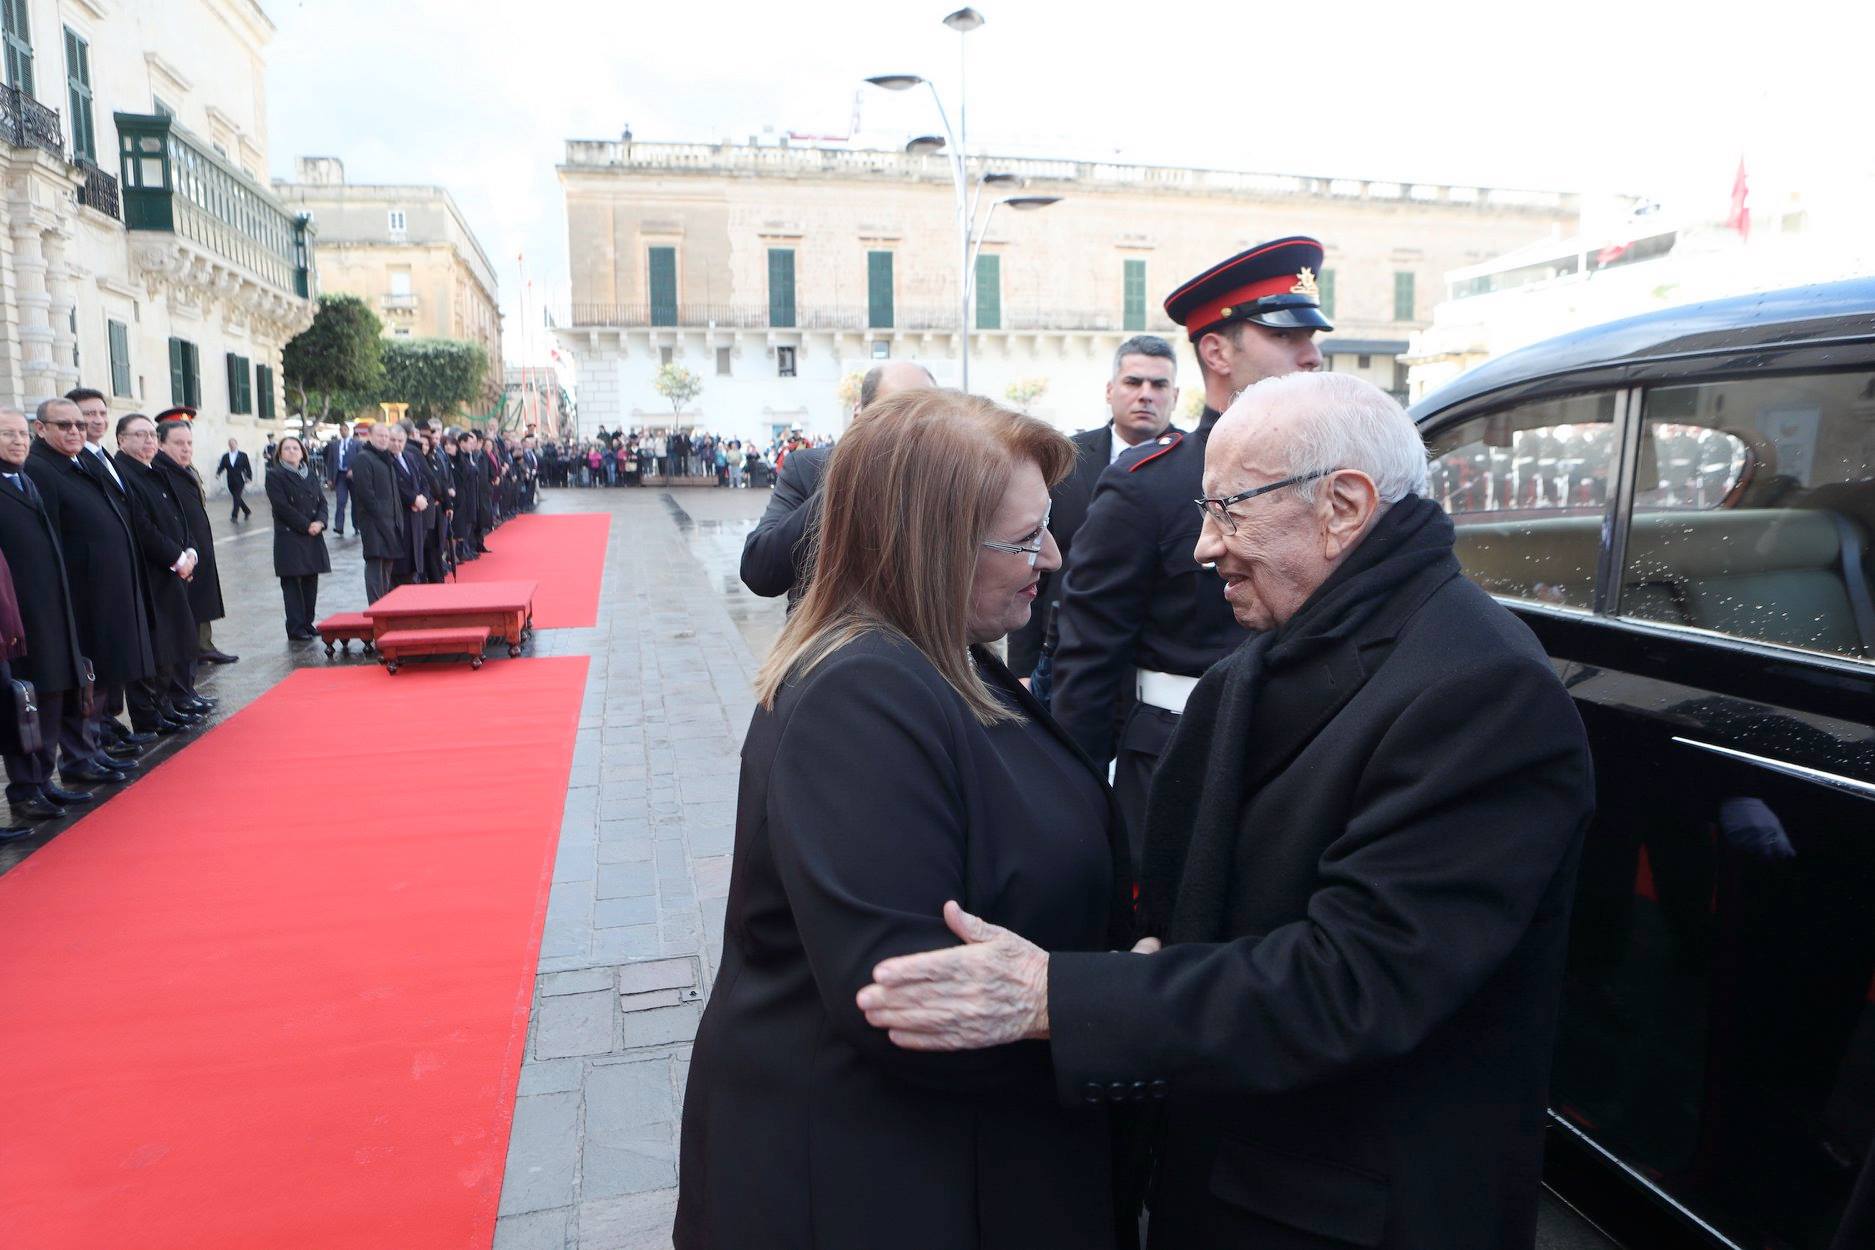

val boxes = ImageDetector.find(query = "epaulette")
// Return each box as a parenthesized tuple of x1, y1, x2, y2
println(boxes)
(1126, 431, 1183, 472)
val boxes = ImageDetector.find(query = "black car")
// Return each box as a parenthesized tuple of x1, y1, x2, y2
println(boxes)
(1410, 278, 1875, 1250)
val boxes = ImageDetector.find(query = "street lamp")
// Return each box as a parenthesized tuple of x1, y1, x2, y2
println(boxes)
(866, 7, 1060, 391)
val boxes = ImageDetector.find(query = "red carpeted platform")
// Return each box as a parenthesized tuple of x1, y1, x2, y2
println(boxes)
(0, 658, 588, 1250)
(456, 513, 610, 628)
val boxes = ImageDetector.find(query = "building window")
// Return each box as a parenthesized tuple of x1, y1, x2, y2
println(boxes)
(715, 346, 731, 376)
(974, 253, 1001, 331)
(776, 346, 797, 378)
(63, 28, 94, 162)
(392, 327, 412, 338)
(389, 268, 412, 297)
(107, 318, 131, 398)
(870, 339, 890, 360)
(167, 337, 200, 409)
(867, 250, 894, 329)
(658, 345, 673, 367)
(767, 247, 796, 328)
(648, 245, 678, 326)
(1393, 271, 1416, 322)
(151, 95, 173, 118)
(225, 353, 253, 415)
(2, 0, 33, 95)
(1357, 354, 1372, 369)
(1123, 258, 1146, 332)
(1320, 268, 1337, 319)
(387, 208, 407, 238)
(255, 363, 276, 420)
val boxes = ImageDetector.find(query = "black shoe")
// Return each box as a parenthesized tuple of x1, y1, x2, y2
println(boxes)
(59, 767, 125, 787)
(42, 782, 95, 804)
(179, 696, 217, 712)
(288, 628, 318, 641)
(100, 752, 141, 771)
(119, 730, 159, 747)
(154, 717, 189, 735)
(0, 823, 36, 840)
(198, 649, 239, 664)
(8, 798, 58, 821)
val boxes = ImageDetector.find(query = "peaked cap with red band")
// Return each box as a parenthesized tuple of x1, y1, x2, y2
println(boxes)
(1164, 235, 1334, 341)
(154, 405, 197, 422)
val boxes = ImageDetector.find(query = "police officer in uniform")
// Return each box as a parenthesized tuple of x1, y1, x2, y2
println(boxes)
(1049, 236, 1333, 856)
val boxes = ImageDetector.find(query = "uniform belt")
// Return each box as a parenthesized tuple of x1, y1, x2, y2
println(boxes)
(1135, 668, 1199, 715)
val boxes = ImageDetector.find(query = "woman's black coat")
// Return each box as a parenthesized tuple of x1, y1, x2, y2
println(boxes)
(152, 451, 225, 624)
(265, 465, 331, 578)
(676, 632, 1134, 1250)
(23, 438, 154, 686)
(115, 453, 198, 670)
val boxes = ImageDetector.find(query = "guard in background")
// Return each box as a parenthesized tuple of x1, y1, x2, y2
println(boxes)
(1049, 235, 1333, 856)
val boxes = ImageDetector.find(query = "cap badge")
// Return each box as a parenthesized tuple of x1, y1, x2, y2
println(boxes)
(1291, 267, 1320, 297)
(1219, 305, 1233, 319)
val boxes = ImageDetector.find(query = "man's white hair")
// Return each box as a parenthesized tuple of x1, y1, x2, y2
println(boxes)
(1231, 371, 1429, 504)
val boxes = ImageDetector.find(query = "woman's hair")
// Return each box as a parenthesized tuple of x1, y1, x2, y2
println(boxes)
(276, 435, 306, 462)
(753, 388, 1073, 725)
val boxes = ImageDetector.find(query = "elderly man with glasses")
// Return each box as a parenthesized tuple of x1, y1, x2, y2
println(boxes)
(859, 372, 1596, 1250)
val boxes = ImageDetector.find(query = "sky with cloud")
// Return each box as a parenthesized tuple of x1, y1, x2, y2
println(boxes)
(265, 0, 1872, 364)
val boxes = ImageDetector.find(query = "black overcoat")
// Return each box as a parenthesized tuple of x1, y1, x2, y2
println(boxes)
(449, 451, 480, 543)
(1008, 423, 1116, 676)
(349, 445, 403, 560)
(675, 633, 1134, 1250)
(116, 453, 198, 670)
(24, 439, 154, 685)
(152, 451, 225, 623)
(0, 467, 83, 693)
(737, 444, 828, 605)
(476, 450, 498, 532)
(264, 465, 331, 578)
(1048, 558, 1596, 1250)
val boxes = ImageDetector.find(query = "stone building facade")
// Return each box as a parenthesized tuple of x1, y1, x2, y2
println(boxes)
(274, 157, 502, 371)
(555, 139, 1580, 442)
(0, 0, 314, 472)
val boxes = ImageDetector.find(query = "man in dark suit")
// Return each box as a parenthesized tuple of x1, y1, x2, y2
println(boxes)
(1007, 335, 1180, 701)
(154, 416, 236, 666)
(115, 414, 201, 736)
(349, 421, 402, 602)
(23, 399, 153, 789)
(215, 437, 254, 520)
(860, 373, 1596, 1250)
(0, 407, 98, 822)
(388, 422, 431, 586)
(739, 360, 934, 605)
(328, 422, 357, 535)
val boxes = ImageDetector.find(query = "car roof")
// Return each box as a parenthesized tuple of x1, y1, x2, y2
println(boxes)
(1409, 275, 1875, 421)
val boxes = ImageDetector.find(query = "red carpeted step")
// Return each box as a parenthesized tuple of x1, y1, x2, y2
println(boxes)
(455, 513, 609, 628)
(377, 626, 492, 672)
(0, 658, 588, 1249)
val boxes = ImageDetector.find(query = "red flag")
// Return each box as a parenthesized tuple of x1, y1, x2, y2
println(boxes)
(1726, 158, 1750, 241)
(1596, 240, 1632, 266)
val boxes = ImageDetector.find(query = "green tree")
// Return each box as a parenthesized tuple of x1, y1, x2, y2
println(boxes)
(281, 294, 385, 431)
(653, 361, 703, 421)
(379, 338, 490, 424)
(1004, 376, 1049, 414)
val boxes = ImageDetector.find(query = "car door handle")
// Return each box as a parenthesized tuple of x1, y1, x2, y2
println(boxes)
(1671, 736, 1875, 801)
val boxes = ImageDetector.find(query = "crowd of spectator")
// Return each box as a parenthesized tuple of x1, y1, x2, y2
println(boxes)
(521, 428, 835, 490)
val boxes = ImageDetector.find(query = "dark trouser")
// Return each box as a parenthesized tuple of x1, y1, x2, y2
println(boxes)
(282, 575, 318, 634)
(58, 687, 102, 773)
(5, 686, 63, 802)
(167, 656, 199, 705)
(365, 558, 394, 604)
(1113, 703, 1181, 867)
(230, 483, 250, 519)
(333, 477, 350, 531)
(130, 671, 178, 730)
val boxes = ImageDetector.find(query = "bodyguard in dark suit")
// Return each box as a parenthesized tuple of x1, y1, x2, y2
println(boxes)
(448, 431, 482, 561)
(860, 375, 1596, 1250)
(420, 426, 456, 582)
(215, 438, 254, 520)
(387, 423, 431, 586)
(1007, 335, 1181, 695)
(23, 400, 153, 786)
(264, 436, 330, 638)
(0, 408, 93, 819)
(739, 360, 934, 605)
(114, 415, 200, 734)
(154, 418, 235, 666)
(1050, 238, 1330, 855)
(349, 422, 402, 603)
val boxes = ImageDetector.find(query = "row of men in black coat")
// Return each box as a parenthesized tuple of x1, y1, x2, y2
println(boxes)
(0, 396, 231, 828)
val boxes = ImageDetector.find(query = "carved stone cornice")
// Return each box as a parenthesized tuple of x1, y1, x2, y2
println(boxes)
(129, 235, 315, 341)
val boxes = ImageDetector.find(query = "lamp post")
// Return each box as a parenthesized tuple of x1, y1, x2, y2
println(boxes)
(866, 7, 1060, 392)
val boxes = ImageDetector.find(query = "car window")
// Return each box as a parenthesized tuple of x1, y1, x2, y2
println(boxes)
(1425, 392, 1618, 609)
(1620, 372, 1875, 662)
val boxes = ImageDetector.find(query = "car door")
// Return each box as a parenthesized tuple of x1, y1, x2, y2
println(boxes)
(1425, 367, 1875, 1250)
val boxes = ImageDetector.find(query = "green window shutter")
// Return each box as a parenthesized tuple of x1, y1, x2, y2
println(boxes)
(1393, 271, 1416, 322)
(64, 28, 93, 162)
(3, 0, 33, 96)
(1320, 268, 1337, 320)
(183, 341, 200, 409)
(1122, 258, 1146, 331)
(107, 319, 130, 397)
(226, 353, 242, 414)
(168, 337, 186, 404)
(974, 253, 1001, 331)
(867, 251, 894, 329)
(767, 248, 796, 328)
(256, 364, 275, 420)
(647, 246, 677, 326)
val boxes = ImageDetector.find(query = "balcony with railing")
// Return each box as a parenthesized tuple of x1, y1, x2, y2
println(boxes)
(116, 112, 314, 300)
(0, 82, 64, 159)
(76, 158, 119, 219)
(566, 301, 1168, 335)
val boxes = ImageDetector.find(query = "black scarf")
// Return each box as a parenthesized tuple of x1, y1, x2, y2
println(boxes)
(1139, 493, 1460, 942)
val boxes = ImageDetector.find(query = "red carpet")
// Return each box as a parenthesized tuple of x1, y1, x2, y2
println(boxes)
(0, 658, 588, 1250)
(457, 513, 609, 628)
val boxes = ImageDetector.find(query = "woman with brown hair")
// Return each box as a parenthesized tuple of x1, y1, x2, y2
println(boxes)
(675, 390, 1136, 1249)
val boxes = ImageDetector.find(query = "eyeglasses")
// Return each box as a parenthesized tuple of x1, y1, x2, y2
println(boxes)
(40, 419, 85, 431)
(1193, 468, 1334, 535)
(980, 506, 1052, 567)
